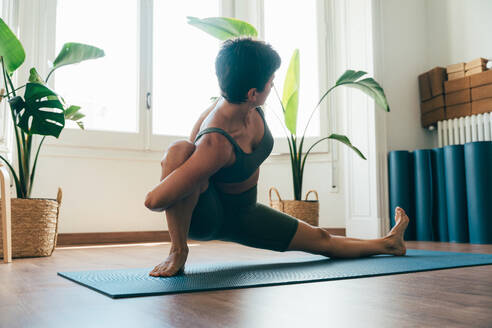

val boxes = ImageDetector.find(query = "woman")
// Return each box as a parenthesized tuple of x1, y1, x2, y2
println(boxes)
(144, 37, 409, 277)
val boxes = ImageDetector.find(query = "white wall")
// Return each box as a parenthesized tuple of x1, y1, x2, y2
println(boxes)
(427, 0, 492, 67)
(380, 0, 492, 152)
(379, 0, 435, 151)
(24, 141, 345, 233)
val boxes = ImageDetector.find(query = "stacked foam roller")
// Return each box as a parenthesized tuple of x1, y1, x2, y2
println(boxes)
(387, 141, 492, 244)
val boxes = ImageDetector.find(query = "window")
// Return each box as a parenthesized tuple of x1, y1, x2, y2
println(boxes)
(54, 0, 139, 133)
(38, 0, 330, 154)
(262, 0, 321, 138)
(153, 0, 220, 137)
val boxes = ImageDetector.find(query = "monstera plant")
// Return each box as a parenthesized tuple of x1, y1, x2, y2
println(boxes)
(188, 16, 390, 200)
(0, 18, 104, 198)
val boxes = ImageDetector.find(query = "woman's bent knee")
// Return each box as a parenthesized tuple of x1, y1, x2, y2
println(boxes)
(161, 140, 196, 171)
(161, 140, 196, 165)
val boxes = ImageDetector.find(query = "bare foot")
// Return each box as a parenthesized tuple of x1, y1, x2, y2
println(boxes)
(384, 207, 409, 256)
(149, 247, 189, 277)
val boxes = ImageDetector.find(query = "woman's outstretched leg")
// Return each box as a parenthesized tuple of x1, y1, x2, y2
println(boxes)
(149, 140, 207, 277)
(286, 207, 410, 258)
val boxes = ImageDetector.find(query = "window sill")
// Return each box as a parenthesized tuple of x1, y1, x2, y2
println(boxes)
(41, 143, 334, 163)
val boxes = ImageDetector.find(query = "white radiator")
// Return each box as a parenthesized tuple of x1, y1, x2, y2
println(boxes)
(437, 113, 492, 147)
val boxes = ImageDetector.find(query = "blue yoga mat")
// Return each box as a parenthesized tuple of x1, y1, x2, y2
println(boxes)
(413, 150, 434, 241)
(443, 145, 469, 243)
(388, 151, 416, 240)
(58, 249, 492, 299)
(465, 141, 492, 244)
(389, 142, 492, 243)
(431, 148, 448, 242)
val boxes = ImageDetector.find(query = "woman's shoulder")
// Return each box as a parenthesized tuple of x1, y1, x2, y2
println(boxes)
(199, 107, 237, 133)
(191, 99, 227, 140)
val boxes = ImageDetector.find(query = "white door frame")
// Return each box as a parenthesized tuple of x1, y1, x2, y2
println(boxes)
(338, 0, 390, 238)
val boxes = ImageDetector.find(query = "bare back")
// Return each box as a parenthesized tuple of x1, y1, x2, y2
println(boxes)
(193, 101, 265, 194)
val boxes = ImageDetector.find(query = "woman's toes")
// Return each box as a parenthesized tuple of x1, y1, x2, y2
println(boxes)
(395, 208, 401, 221)
(388, 207, 410, 237)
(149, 264, 168, 276)
(149, 264, 183, 277)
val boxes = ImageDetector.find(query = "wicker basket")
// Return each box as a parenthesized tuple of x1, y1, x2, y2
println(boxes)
(268, 187, 319, 226)
(0, 187, 62, 259)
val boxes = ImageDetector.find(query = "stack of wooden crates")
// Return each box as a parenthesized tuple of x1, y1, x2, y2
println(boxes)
(419, 58, 491, 128)
(446, 58, 488, 80)
(470, 69, 492, 114)
(419, 67, 446, 127)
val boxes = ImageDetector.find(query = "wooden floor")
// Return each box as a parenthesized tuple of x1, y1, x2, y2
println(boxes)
(1, 241, 491, 328)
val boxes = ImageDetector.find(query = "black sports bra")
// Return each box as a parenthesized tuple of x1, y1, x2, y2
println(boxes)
(193, 106, 274, 183)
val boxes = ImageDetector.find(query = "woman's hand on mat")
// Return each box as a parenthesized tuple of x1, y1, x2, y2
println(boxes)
(149, 247, 189, 277)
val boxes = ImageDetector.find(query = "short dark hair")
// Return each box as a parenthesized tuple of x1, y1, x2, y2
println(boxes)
(215, 37, 281, 104)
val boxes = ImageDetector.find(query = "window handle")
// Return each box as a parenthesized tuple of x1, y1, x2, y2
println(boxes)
(146, 92, 152, 110)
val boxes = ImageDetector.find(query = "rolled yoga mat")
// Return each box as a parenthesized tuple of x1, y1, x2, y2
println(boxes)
(413, 150, 435, 241)
(58, 249, 492, 299)
(388, 151, 416, 240)
(431, 148, 448, 242)
(444, 145, 469, 243)
(464, 141, 492, 244)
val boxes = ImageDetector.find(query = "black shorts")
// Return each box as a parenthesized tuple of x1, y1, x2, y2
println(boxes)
(188, 182, 299, 252)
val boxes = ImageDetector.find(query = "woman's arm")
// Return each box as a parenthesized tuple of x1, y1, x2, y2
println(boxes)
(145, 132, 232, 212)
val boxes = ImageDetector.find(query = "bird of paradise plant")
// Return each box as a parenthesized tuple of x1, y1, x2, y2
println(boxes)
(0, 17, 104, 198)
(187, 16, 390, 200)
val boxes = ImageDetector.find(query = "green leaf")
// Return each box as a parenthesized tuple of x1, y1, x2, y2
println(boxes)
(75, 120, 85, 130)
(28, 67, 44, 84)
(328, 133, 366, 160)
(47, 42, 105, 81)
(335, 70, 390, 112)
(64, 105, 85, 130)
(70, 112, 84, 121)
(64, 105, 80, 118)
(335, 70, 367, 84)
(300, 133, 366, 182)
(187, 16, 257, 40)
(282, 49, 300, 135)
(0, 18, 25, 75)
(53, 42, 105, 68)
(28, 68, 63, 103)
(8, 83, 65, 138)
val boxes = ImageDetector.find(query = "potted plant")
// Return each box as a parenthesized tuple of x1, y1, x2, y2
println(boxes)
(267, 50, 389, 226)
(187, 16, 389, 226)
(0, 17, 104, 258)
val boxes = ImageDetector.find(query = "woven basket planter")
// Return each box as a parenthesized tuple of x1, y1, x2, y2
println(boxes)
(0, 187, 62, 259)
(268, 187, 319, 226)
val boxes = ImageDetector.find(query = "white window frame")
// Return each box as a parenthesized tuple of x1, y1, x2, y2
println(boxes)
(234, 0, 333, 155)
(28, 0, 149, 151)
(17, 0, 336, 157)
